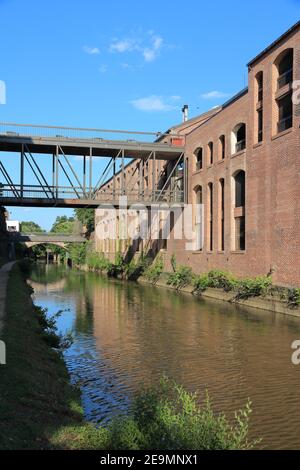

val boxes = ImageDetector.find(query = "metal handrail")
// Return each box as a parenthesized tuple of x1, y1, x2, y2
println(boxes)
(0, 121, 183, 142)
(0, 184, 184, 203)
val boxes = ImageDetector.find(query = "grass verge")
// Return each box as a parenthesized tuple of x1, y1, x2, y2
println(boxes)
(0, 264, 94, 449)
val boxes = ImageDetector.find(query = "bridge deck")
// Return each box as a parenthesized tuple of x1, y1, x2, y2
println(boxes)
(8, 232, 85, 243)
(0, 122, 184, 159)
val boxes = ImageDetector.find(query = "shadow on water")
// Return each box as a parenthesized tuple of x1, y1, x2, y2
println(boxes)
(29, 263, 300, 449)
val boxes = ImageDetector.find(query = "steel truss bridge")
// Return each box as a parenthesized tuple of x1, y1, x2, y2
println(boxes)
(0, 122, 186, 208)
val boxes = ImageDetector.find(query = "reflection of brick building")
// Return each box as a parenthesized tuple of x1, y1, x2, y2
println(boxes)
(95, 21, 300, 287)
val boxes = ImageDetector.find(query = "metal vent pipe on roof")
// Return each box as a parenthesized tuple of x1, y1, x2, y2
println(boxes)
(182, 104, 189, 122)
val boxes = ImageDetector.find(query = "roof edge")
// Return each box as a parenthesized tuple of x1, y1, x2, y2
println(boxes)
(247, 20, 300, 67)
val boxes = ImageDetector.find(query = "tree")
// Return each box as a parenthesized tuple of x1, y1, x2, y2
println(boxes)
(20, 221, 45, 233)
(74, 208, 95, 235)
(50, 216, 75, 234)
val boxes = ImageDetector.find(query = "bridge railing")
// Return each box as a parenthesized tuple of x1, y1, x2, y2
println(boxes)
(0, 122, 185, 146)
(0, 184, 184, 204)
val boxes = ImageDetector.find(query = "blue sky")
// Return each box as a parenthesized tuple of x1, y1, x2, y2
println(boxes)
(0, 0, 299, 230)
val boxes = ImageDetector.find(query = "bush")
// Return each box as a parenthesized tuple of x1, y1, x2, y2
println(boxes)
(207, 270, 237, 292)
(123, 255, 150, 281)
(68, 242, 88, 266)
(234, 276, 272, 301)
(35, 305, 73, 352)
(144, 257, 164, 284)
(193, 274, 211, 293)
(286, 288, 300, 309)
(167, 265, 193, 291)
(106, 378, 259, 450)
(86, 252, 111, 271)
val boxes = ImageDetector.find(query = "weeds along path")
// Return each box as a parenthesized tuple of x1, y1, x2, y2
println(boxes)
(0, 261, 16, 334)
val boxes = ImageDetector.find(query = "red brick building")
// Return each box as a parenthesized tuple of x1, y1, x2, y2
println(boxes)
(95, 21, 300, 288)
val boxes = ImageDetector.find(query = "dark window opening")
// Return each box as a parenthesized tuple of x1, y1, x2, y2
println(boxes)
(208, 142, 213, 165)
(235, 216, 245, 251)
(208, 182, 213, 251)
(258, 108, 263, 142)
(195, 148, 203, 171)
(277, 49, 293, 89)
(257, 72, 263, 102)
(195, 186, 203, 251)
(235, 124, 246, 153)
(277, 93, 293, 133)
(235, 170, 245, 208)
(234, 170, 245, 251)
(220, 179, 225, 251)
(219, 135, 225, 160)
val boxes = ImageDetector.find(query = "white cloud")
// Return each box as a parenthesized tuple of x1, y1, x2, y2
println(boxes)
(201, 90, 230, 99)
(109, 32, 163, 63)
(143, 48, 156, 62)
(131, 95, 179, 112)
(99, 64, 108, 73)
(110, 39, 137, 53)
(83, 46, 100, 55)
(142, 35, 163, 62)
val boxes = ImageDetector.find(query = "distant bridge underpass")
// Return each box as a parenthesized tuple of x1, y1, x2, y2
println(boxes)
(7, 232, 86, 248)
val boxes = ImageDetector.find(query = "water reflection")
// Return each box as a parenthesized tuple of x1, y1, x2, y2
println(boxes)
(29, 263, 300, 449)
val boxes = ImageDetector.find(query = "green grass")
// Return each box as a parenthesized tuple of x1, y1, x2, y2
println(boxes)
(0, 265, 92, 449)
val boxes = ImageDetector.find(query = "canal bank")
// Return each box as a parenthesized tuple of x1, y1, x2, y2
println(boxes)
(78, 253, 300, 318)
(0, 263, 89, 449)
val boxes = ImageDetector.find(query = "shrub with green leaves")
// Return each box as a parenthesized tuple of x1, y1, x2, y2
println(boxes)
(167, 265, 193, 291)
(86, 251, 111, 271)
(193, 274, 211, 293)
(286, 288, 300, 309)
(207, 270, 238, 292)
(234, 276, 272, 301)
(106, 377, 259, 450)
(144, 257, 164, 284)
(123, 255, 150, 281)
(35, 305, 73, 352)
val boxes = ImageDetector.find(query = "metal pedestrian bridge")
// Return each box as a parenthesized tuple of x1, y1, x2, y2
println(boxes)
(0, 122, 186, 208)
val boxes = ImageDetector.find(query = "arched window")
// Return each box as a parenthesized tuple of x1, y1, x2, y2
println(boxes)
(274, 49, 293, 133)
(195, 147, 203, 171)
(231, 123, 246, 154)
(276, 49, 293, 89)
(219, 135, 225, 160)
(233, 170, 245, 251)
(208, 142, 213, 165)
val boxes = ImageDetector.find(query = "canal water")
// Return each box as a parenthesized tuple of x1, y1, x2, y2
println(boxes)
(29, 263, 300, 449)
